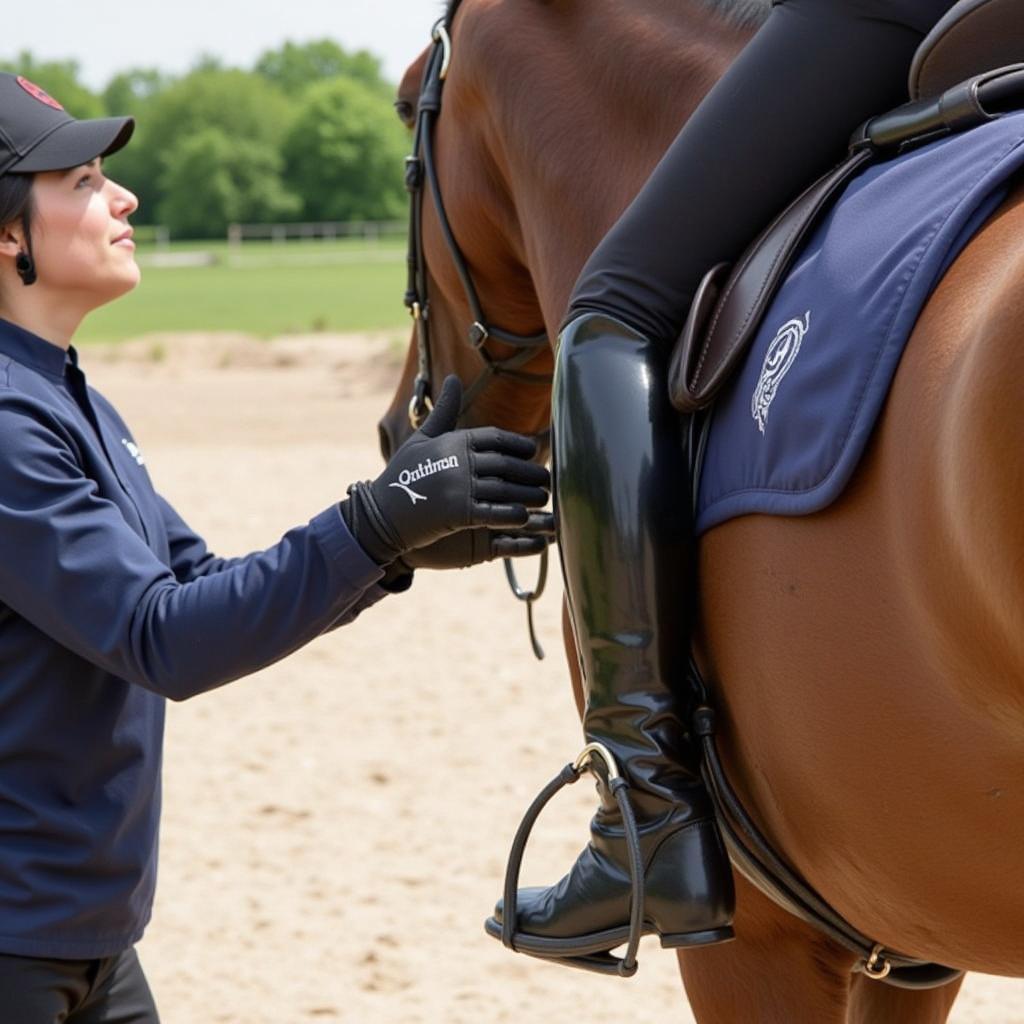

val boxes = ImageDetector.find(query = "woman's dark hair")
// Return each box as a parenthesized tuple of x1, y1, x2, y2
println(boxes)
(0, 172, 35, 251)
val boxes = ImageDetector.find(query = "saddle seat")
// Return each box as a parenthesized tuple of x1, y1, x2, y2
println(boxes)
(668, 0, 1024, 413)
(912, 0, 1024, 100)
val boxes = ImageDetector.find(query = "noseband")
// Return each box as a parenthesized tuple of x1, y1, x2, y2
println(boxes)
(402, 4, 553, 432)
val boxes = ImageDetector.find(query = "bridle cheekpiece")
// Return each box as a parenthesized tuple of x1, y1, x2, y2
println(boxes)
(402, 7, 552, 431)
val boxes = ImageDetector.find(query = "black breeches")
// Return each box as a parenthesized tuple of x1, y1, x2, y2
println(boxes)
(566, 0, 958, 341)
(0, 948, 159, 1024)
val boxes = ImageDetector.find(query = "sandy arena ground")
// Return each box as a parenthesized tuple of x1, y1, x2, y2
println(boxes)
(81, 332, 1022, 1023)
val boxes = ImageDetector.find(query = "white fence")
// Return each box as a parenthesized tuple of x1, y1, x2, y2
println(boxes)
(134, 221, 407, 270)
(227, 219, 405, 247)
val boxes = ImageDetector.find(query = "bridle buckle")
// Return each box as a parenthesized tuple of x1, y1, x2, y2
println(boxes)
(863, 944, 893, 980)
(408, 376, 434, 429)
(468, 321, 489, 348)
(404, 154, 423, 192)
(431, 22, 453, 80)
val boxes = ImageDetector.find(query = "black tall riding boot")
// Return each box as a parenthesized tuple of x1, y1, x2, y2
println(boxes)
(486, 312, 734, 969)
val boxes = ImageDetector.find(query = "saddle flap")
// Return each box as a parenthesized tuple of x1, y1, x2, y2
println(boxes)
(668, 148, 871, 413)
(910, 0, 1024, 100)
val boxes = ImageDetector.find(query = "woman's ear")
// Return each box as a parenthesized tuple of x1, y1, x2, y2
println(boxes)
(0, 224, 24, 260)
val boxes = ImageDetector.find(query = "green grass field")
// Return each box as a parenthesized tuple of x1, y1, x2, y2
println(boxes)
(76, 238, 410, 344)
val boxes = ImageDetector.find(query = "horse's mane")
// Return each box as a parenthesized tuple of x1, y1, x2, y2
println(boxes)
(441, 0, 771, 29)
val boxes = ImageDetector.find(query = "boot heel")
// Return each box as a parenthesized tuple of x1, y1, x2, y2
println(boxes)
(645, 820, 736, 940)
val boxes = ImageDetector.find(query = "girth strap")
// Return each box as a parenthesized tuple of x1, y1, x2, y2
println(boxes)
(689, 686, 963, 990)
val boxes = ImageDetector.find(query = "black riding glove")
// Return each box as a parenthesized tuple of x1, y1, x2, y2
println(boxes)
(397, 511, 554, 571)
(342, 376, 550, 566)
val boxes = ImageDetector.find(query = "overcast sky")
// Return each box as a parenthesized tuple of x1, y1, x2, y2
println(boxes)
(10, 0, 444, 91)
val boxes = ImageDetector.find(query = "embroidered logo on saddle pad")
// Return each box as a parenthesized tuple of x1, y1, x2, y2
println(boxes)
(695, 111, 1024, 536)
(751, 311, 810, 434)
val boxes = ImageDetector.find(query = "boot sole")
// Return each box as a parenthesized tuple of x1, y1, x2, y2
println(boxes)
(484, 915, 733, 957)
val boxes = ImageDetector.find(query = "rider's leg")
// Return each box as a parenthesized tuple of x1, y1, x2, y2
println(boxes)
(570, 0, 957, 342)
(493, 0, 956, 956)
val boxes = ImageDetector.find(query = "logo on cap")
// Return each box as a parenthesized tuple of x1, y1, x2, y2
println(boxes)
(16, 77, 64, 112)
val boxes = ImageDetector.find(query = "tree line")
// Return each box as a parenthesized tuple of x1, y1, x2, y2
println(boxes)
(2, 43, 410, 239)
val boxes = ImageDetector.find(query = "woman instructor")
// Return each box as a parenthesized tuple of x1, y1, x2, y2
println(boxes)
(0, 74, 550, 1022)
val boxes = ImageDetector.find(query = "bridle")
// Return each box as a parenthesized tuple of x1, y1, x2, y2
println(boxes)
(402, 3, 553, 434)
(402, 2, 553, 657)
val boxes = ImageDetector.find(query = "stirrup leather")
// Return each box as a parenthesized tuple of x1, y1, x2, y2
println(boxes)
(498, 743, 646, 977)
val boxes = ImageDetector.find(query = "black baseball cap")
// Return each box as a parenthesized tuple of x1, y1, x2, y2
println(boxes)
(0, 73, 134, 177)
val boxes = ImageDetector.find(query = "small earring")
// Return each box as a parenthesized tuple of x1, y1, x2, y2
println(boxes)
(15, 251, 36, 286)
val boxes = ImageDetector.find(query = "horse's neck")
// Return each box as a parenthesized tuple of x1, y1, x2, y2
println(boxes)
(488, 1, 756, 332)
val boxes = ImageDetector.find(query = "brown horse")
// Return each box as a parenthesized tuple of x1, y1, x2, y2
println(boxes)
(379, 2, 1024, 1020)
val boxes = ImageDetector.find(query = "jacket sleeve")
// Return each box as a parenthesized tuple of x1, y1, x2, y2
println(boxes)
(156, 485, 406, 626)
(318, 563, 414, 634)
(156, 494, 244, 582)
(0, 399, 385, 701)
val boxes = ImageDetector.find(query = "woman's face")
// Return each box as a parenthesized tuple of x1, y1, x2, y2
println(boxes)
(30, 160, 140, 307)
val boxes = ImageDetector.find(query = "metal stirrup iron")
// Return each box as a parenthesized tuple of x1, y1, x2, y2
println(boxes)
(503, 547, 549, 660)
(499, 743, 647, 977)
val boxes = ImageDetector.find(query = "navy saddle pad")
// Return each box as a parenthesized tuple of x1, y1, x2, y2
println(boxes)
(695, 110, 1024, 536)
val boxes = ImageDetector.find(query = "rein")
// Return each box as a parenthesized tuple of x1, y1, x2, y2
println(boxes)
(402, 3, 553, 657)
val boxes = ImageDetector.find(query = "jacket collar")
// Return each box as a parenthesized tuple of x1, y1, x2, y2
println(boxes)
(0, 317, 71, 378)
